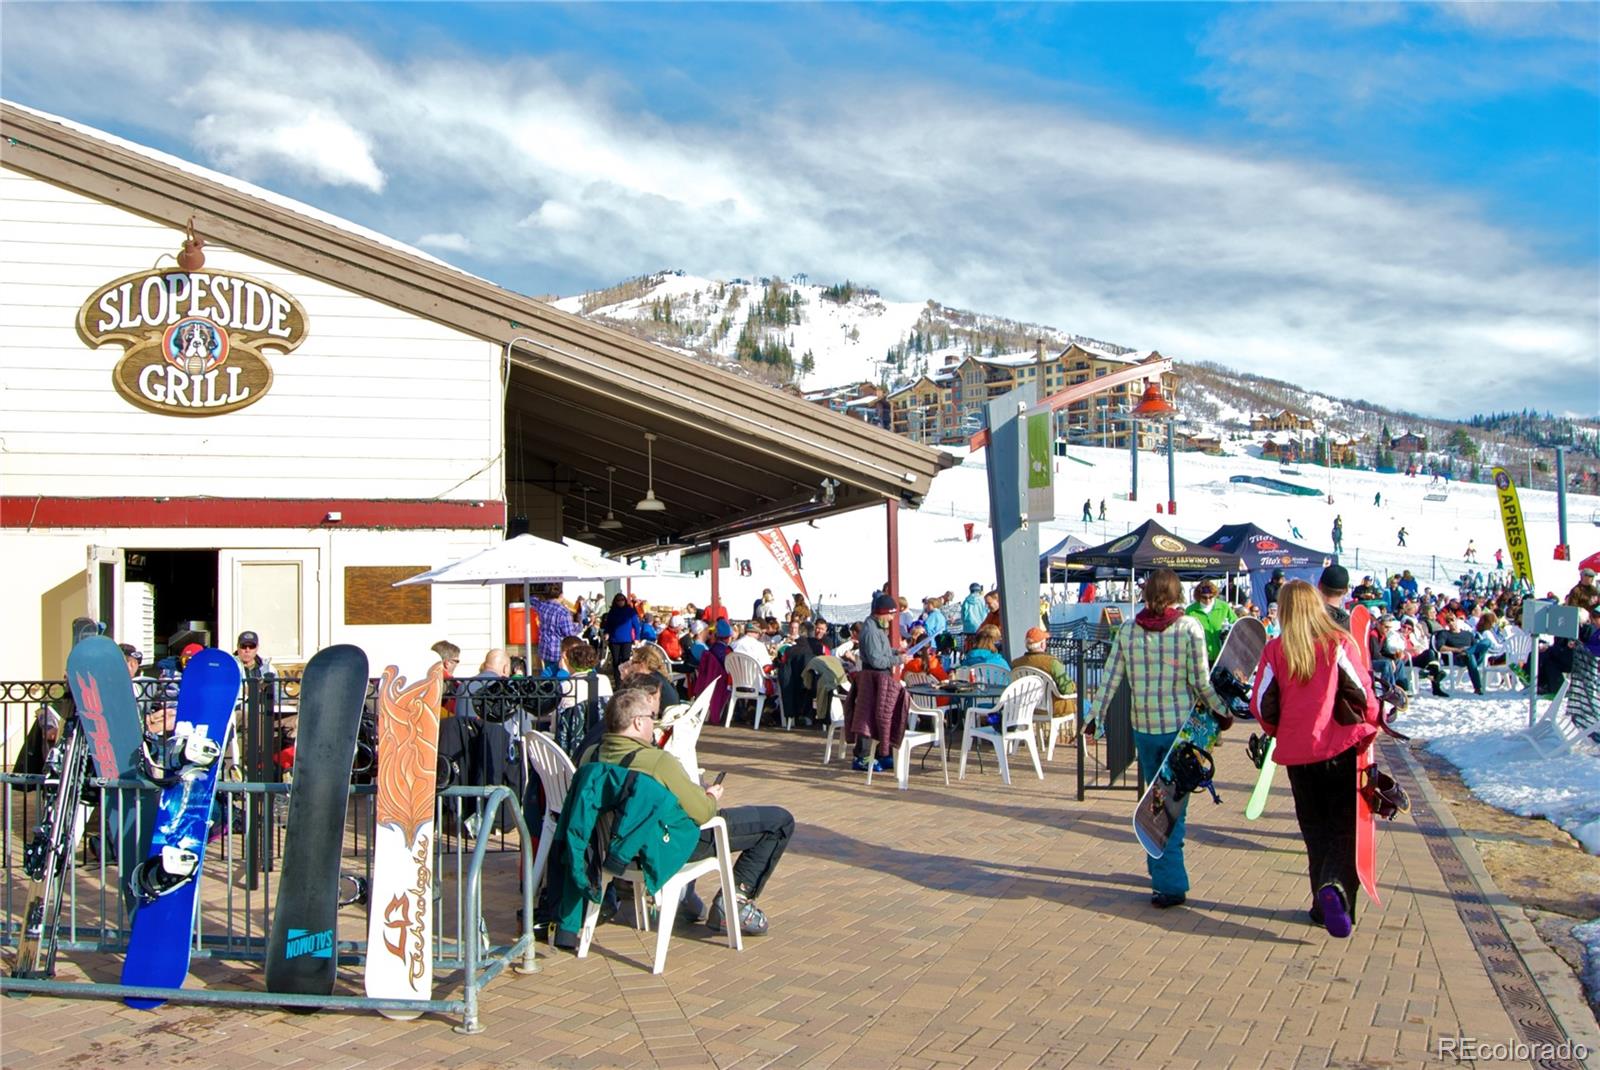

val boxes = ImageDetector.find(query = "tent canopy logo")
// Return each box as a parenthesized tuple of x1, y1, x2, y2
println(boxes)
(77, 268, 308, 417)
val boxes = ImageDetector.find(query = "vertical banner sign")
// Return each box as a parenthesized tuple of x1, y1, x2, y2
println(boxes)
(1491, 468, 1534, 587)
(756, 529, 808, 600)
(1026, 411, 1054, 522)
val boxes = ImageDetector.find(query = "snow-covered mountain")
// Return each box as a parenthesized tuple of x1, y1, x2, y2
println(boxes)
(554, 270, 1599, 489)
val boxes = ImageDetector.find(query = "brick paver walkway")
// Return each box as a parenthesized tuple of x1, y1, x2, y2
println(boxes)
(1, 727, 1589, 1069)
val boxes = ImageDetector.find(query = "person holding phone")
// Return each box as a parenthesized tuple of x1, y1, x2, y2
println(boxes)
(580, 688, 794, 937)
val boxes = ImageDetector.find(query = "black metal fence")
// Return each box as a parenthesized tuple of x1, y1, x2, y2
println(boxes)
(1048, 627, 1140, 801)
(5, 672, 605, 891)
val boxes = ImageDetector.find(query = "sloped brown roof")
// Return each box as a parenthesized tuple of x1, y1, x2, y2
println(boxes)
(0, 101, 954, 554)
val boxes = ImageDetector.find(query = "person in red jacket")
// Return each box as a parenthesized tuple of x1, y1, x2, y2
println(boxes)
(1250, 580, 1378, 939)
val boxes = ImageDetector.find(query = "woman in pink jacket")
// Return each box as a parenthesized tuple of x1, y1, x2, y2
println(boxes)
(1250, 581, 1378, 939)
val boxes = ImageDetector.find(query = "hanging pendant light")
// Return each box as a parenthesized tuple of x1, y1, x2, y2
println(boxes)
(599, 466, 623, 530)
(575, 485, 594, 538)
(1130, 378, 1178, 419)
(635, 432, 666, 512)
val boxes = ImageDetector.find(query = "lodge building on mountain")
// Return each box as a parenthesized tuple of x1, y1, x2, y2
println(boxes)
(0, 100, 947, 683)
(880, 342, 1178, 449)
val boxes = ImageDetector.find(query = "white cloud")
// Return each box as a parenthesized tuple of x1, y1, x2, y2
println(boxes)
(416, 231, 473, 253)
(1, 4, 1593, 417)
(1196, 4, 1600, 126)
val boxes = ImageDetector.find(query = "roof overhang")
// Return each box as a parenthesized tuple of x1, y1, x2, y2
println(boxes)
(0, 101, 956, 555)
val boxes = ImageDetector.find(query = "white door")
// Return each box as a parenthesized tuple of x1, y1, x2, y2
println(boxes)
(218, 549, 320, 664)
(87, 544, 125, 638)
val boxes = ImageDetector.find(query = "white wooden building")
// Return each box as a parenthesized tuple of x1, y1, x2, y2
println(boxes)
(0, 101, 950, 680)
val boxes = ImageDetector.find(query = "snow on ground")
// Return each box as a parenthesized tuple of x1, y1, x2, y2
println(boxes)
(1398, 691, 1600, 855)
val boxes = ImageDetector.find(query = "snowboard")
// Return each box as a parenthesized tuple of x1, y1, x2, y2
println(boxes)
(1350, 605, 1380, 905)
(120, 649, 242, 1008)
(363, 663, 444, 1017)
(265, 645, 369, 999)
(1244, 736, 1278, 821)
(65, 635, 152, 912)
(1132, 619, 1265, 859)
(12, 717, 89, 979)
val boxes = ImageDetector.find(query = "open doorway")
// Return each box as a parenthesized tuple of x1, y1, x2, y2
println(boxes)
(125, 549, 218, 658)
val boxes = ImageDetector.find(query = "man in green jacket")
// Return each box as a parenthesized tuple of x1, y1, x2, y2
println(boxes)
(1185, 579, 1237, 663)
(581, 686, 793, 936)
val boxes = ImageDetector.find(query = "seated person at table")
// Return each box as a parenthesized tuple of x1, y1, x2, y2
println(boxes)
(960, 625, 1009, 671)
(555, 639, 611, 713)
(835, 623, 863, 672)
(901, 623, 948, 681)
(580, 687, 794, 936)
(658, 616, 685, 663)
(622, 645, 680, 713)
(1011, 627, 1077, 720)
(732, 622, 772, 667)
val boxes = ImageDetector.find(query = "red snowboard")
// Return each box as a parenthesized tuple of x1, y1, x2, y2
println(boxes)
(1349, 605, 1380, 906)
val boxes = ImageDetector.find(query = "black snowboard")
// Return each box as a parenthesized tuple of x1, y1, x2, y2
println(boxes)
(265, 645, 369, 998)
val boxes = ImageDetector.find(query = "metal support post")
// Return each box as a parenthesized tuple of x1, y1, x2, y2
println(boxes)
(1555, 446, 1569, 559)
(985, 385, 1041, 662)
(1166, 419, 1177, 515)
(886, 498, 901, 646)
(1129, 422, 1138, 502)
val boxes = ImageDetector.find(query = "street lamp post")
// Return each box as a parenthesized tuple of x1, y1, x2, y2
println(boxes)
(1129, 378, 1179, 513)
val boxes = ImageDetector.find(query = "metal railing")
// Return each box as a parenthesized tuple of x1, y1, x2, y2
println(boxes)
(0, 672, 611, 1030)
(1047, 631, 1139, 801)
(0, 774, 537, 1032)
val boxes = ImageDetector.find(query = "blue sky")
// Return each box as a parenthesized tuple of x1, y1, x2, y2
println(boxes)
(3, 2, 1596, 415)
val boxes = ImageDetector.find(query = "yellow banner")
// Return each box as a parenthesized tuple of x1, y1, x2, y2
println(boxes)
(1491, 467, 1534, 587)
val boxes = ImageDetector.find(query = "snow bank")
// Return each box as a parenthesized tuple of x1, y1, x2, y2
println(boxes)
(1399, 692, 1600, 855)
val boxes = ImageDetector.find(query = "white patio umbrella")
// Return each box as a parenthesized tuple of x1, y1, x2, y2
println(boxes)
(394, 534, 636, 667)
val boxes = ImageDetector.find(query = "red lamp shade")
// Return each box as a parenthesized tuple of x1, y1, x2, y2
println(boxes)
(1130, 379, 1177, 419)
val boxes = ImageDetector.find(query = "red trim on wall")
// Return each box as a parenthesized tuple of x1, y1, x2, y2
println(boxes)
(0, 497, 507, 530)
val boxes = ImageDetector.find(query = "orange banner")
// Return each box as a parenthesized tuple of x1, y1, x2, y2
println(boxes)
(757, 528, 808, 600)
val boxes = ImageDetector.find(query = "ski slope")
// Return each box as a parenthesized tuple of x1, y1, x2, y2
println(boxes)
(621, 441, 1598, 617)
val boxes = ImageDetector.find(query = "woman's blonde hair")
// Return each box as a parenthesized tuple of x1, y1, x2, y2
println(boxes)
(629, 645, 668, 676)
(973, 625, 1001, 652)
(1277, 580, 1346, 681)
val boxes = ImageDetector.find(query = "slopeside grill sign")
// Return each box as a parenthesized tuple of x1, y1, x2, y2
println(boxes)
(77, 269, 308, 417)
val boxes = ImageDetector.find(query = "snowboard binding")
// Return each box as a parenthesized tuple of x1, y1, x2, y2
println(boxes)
(132, 844, 201, 901)
(1360, 765, 1410, 820)
(338, 873, 370, 908)
(1167, 742, 1221, 805)
(136, 730, 223, 787)
(1246, 733, 1271, 771)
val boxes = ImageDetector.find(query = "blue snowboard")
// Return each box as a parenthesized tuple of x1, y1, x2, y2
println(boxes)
(120, 649, 241, 1009)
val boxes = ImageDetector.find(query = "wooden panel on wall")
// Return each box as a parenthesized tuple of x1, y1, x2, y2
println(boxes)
(344, 566, 431, 626)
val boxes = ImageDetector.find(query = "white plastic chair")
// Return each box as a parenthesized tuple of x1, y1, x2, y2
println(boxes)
(1485, 627, 1530, 692)
(1011, 666, 1077, 762)
(895, 672, 948, 790)
(820, 683, 853, 765)
(523, 731, 577, 905)
(1434, 633, 1471, 690)
(724, 652, 770, 729)
(959, 676, 1047, 785)
(955, 662, 1012, 689)
(575, 816, 742, 974)
(660, 688, 713, 783)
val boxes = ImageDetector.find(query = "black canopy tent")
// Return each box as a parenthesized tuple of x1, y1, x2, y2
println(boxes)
(1062, 520, 1246, 580)
(1039, 533, 1089, 582)
(1198, 523, 1333, 611)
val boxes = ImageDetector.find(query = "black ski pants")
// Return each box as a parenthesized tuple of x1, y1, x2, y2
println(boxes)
(689, 804, 794, 899)
(1285, 746, 1360, 918)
